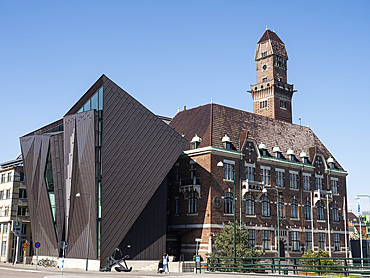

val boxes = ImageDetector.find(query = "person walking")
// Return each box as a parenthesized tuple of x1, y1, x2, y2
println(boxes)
(163, 253, 169, 274)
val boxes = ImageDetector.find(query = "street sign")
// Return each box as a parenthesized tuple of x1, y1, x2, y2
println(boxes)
(60, 241, 68, 249)
(35, 242, 41, 248)
(23, 247, 26, 252)
(196, 256, 201, 262)
(23, 243, 28, 248)
(11, 220, 22, 237)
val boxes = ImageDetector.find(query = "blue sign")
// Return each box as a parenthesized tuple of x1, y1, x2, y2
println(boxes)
(196, 256, 201, 262)
(35, 242, 41, 248)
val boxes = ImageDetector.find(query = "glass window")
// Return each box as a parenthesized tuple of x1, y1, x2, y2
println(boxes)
(245, 166, 255, 181)
(175, 199, 179, 216)
(276, 171, 284, 187)
(261, 168, 270, 185)
(6, 189, 10, 199)
(332, 204, 339, 222)
(190, 163, 196, 180)
(246, 195, 254, 215)
(331, 179, 338, 194)
(98, 87, 103, 110)
(292, 231, 300, 251)
(224, 192, 233, 214)
(291, 200, 298, 219)
(1, 241, 6, 256)
(4, 223, 8, 233)
(0, 191, 3, 199)
(318, 233, 325, 250)
(91, 91, 99, 110)
(188, 192, 197, 214)
(18, 207, 27, 216)
(248, 229, 255, 247)
(21, 224, 27, 234)
(262, 196, 270, 217)
(333, 234, 340, 251)
(317, 202, 324, 220)
(19, 189, 27, 199)
(0, 207, 2, 216)
(262, 230, 270, 250)
(279, 198, 285, 218)
(7, 173, 12, 182)
(305, 232, 312, 250)
(316, 177, 323, 190)
(303, 175, 310, 191)
(1, 174, 5, 183)
(4, 206, 9, 216)
(83, 99, 91, 112)
(290, 173, 298, 189)
(224, 163, 234, 181)
(304, 201, 311, 220)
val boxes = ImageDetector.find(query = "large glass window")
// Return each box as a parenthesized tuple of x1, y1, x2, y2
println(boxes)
(333, 234, 340, 251)
(188, 192, 197, 214)
(262, 196, 270, 217)
(245, 166, 255, 181)
(248, 229, 255, 247)
(292, 231, 300, 251)
(305, 232, 312, 250)
(224, 163, 234, 181)
(316, 176, 323, 190)
(262, 230, 270, 250)
(290, 173, 298, 189)
(246, 194, 254, 215)
(317, 201, 324, 220)
(261, 168, 270, 185)
(19, 189, 27, 199)
(291, 199, 298, 219)
(303, 175, 310, 191)
(318, 233, 325, 250)
(331, 179, 338, 194)
(18, 207, 27, 216)
(304, 201, 311, 220)
(279, 198, 285, 218)
(224, 192, 233, 214)
(276, 171, 284, 187)
(45, 149, 57, 237)
(78, 87, 103, 113)
(332, 203, 339, 222)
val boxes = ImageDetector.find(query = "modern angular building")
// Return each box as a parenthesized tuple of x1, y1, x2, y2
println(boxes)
(166, 29, 348, 259)
(20, 76, 188, 267)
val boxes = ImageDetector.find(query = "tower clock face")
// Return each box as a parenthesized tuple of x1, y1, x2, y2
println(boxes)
(262, 65, 267, 70)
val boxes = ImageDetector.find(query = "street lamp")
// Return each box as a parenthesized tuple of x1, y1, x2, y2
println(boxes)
(76, 192, 92, 271)
(262, 186, 280, 271)
(217, 161, 236, 260)
(354, 195, 370, 267)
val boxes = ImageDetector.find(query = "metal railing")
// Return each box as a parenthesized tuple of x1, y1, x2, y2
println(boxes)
(206, 256, 370, 275)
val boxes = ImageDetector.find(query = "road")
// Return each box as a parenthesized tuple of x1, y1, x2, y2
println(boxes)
(0, 263, 320, 278)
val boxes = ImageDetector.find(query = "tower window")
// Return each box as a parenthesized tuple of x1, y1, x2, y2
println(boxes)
(262, 77, 267, 82)
(262, 52, 267, 57)
(260, 100, 267, 109)
(280, 100, 287, 109)
(262, 65, 267, 70)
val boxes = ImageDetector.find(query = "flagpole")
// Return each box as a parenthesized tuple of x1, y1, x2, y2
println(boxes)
(357, 198, 364, 267)
(311, 191, 314, 250)
(344, 197, 348, 259)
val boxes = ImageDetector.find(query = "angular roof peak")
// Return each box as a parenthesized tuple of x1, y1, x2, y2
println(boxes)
(257, 29, 284, 44)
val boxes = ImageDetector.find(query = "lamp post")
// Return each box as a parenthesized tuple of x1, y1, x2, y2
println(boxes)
(76, 192, 91, 271)
(217, 161, 236, 260)
(262, 186, 280, 271)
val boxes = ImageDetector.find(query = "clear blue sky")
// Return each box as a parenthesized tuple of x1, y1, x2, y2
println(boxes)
(1, 1, 369, 213)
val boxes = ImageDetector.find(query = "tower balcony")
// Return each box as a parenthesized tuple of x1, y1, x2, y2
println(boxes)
(179, 177, 201, 198)
(313, 189, 333, 205)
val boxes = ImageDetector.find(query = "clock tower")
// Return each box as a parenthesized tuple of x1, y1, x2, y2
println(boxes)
(249, 29, 296, 123)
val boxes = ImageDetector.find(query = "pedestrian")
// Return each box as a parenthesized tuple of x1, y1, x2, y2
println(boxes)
(163, 253, 169, 274)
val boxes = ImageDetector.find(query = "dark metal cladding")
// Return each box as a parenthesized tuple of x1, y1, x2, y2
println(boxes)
(100, 76, 188, 266)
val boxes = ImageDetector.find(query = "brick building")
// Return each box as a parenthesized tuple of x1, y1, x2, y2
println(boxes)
(166, 29, 348, 259)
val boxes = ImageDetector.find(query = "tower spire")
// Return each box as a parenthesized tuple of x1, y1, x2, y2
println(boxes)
(248, 29, 296, 123)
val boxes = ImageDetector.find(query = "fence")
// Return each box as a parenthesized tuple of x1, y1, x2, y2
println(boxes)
(206, 256, 370, 276)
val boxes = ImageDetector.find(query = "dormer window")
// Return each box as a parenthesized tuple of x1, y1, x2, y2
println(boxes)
(190, 135, 201, 150)
(300, 151, 309, 164)
(327, 157, 335, 169)
(259, 143, 267, 156)
(222, 135, 232, 150)
(286, 149, 295, 162)
(272, 146, 282, 159)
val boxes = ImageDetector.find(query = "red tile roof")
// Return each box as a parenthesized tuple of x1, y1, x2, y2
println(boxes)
(169, 103, 343, 170)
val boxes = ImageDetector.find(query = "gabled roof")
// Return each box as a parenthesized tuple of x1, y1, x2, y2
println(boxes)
(257, 29, 284, 44)
(169, 103, 344, 170)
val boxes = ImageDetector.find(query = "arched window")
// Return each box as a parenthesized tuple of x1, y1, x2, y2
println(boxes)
(332, 203, 339, 222)
(291, 199, 298, 219)
(317, 201, 324, 220)
(304, 201, 311, 220)
(188, 192, 197, 214)
(262, 196, 270, 217)
(246, 195, 255, 215)
(224, 192, 233, 214)
(279, 198, 285, 218)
